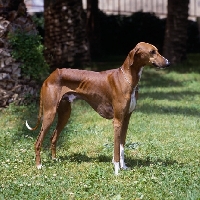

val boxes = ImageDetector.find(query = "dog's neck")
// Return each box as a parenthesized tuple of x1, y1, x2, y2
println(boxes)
(120, 67, 132, 86)
(120, 62, 144, 91)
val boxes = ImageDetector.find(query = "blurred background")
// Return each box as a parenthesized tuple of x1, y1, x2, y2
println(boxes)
(24, 0, 200, 67)
(0, 0, 200, 106)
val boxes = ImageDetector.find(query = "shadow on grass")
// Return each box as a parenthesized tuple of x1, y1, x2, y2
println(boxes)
(58, 153, 177, 168)
(141, 69, 183, 88)
(126, 156, 178, 168)
(59, 153, 111, 164)
(140, 90, 200, 101)
(137, 102, 200, 117)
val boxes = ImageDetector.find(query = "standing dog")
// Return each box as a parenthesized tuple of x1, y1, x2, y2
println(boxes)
(26, 42, 170, 174)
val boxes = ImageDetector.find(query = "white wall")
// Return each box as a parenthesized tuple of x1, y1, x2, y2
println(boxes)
(25, 0, 200, 19)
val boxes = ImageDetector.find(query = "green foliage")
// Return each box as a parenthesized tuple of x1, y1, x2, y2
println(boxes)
(0, 58, 200, 199)
(31, 13, 44, 29)
(8, 31, 49, 81)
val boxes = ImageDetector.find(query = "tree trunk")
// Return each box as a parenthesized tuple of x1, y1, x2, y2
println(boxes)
(163, 0, 189, 64)
(44, 0, 90, 71)
(0, 1, 39, 107)
(86, 0, 101, 59)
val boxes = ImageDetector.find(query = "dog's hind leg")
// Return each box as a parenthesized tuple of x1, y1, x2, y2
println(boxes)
(35, 109, 57, 169)
(50, 99, 71, 160)
(34, 85, 60, 169)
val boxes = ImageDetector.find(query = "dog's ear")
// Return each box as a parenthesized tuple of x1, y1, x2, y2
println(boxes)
(134, 47, 141, 54)
(128, 48, 140, 66)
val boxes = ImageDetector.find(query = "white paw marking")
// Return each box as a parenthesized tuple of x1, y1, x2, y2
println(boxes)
(113, 162, 120, 175)
(120, 144, 128, 170)
(37, 164, 42, 169)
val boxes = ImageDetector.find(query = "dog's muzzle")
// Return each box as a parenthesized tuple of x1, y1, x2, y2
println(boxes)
(152, 57, 170, 69)
(165, 58, 170, 67)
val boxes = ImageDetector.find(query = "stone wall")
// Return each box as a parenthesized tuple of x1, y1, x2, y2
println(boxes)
(0, 3, 39, 107)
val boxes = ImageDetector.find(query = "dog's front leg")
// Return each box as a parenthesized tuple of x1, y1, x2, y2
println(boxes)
(120, 113, 132, 170)
(113, 118, 123, 175)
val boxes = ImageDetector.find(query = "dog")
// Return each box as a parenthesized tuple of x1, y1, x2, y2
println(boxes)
(26, 42, 170, 175)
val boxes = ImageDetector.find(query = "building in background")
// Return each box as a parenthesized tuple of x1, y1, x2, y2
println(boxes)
(25, 0, 43, 12)
(25, 0, 200, 20)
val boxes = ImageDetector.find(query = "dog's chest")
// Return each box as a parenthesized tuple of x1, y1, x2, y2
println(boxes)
(129, 91, 137, 113)
(128, 67, 143, 113)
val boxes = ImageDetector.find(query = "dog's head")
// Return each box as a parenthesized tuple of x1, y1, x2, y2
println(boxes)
(129, 42, 170, 69)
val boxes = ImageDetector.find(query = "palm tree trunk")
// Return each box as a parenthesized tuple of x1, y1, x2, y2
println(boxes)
(163, 0, 189, 64)
(44, 0, 90, 71)
(86, 0, 101, 59)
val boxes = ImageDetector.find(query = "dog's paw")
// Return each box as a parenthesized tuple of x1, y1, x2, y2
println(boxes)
(121, 165, 130, 171)
(52, 157, 58, 161)
(120, 159, 129, 170)
(36, 164, 42, 169)
(113, 162, 120, 175)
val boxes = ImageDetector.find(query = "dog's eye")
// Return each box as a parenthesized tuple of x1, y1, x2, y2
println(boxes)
(150, 50, 156, 55)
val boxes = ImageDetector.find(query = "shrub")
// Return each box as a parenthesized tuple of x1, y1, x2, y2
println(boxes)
(8, 31, 49, 81)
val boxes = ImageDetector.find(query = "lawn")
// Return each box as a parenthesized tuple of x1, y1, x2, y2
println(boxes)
(0, 55, 200, 199)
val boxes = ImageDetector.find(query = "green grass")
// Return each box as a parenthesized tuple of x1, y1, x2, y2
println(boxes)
(0, 55, 200, 199)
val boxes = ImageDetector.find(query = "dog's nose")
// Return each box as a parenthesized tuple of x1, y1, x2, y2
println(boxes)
(165, 59, 170, 67)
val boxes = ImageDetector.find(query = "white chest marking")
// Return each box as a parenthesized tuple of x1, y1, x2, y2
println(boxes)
(138, 67, 143, 79)
(128, 67, 143, 113)
(129, 91, 136, 113)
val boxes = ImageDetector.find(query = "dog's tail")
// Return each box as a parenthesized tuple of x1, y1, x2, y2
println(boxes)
(26, 91, 43, 131)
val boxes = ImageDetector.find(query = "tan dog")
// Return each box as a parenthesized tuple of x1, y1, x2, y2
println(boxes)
(26, 42, 170, 174)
